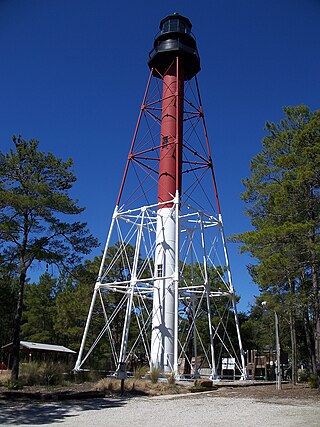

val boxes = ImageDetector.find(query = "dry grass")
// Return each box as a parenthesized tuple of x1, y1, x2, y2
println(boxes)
(94, 377, 186, 396)
(133, 365, 149, 379)
(0, 370, 11, 385)
(19, 361, 65, 386)
(166, 371, 176, 385)
(148, 366, 161, 384)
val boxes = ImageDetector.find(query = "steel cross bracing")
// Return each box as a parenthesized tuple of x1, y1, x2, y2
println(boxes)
(75, 68, 247, 380)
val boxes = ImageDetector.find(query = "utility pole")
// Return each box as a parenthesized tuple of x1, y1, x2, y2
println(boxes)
(262, 301, 282, 390)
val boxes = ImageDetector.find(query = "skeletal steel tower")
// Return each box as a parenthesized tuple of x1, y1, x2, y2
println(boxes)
(75, 13, 247, 380)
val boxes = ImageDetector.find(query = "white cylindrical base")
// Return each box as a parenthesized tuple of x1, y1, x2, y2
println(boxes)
(151, 207, 176, 372)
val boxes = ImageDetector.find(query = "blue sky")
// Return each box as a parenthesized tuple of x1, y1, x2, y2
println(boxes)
(1, 0, 319, 312)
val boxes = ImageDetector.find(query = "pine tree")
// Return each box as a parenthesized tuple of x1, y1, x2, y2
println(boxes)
(234, 106, 320, 384)
(21, 273, 58, 343)
(0, 136, 98, 380)
(0, 261, 18, 355)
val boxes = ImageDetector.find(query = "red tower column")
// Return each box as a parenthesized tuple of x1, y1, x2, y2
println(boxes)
(158, 62, 184, 206)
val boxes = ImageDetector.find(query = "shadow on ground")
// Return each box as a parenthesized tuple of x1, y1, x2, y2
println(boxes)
(0, 398, 126, 425)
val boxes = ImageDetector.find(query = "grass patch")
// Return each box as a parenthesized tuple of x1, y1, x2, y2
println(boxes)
(166, 371, 176, 385)
(308, 374, 319, 389)
(0, 370, 24, 389)
(133, 365, 149, 379)
(148, 366, 161, 384)
(20, 361, 65, 386)
(4, 379, 24, 390)
(94, 377, 185, 396)
(0, 370, 11, 386)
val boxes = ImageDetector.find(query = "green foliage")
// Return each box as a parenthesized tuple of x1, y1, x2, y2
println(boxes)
(178, 263, 242, 374)
(298, 368, 309, 382)
(308, 374, 318, 389)
(66, 244, 150, 370)
(0, 264, 18, 349)
(238, 106, 319, 273)
(239, 295, 293, 356)
(0, 136, 98, 271)
(20, 362, 42, 385)
(16, 243, 147, 373)
(21, 273, 58, 343)
(233, 106, 320, 377)
(4, 379, 23, 390)
(0, 136, 98, 380)
(20, 361, 65, 386)
(53, 277, 92, 350)
(41, 361, 65, 386)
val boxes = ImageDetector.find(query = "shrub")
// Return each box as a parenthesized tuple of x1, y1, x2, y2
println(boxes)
(5, 379, 23, 390)
(297, 368, 309, 383)
(133, 365, 149, 379)
(20, 361, 66, 386)
(0, 370, 12, 386)
(95, 377, 119, 393)
(166, 371, 175, 385)
(20, 362, 42, 385)
(308, 374, 319, 389)
(148, 366, 161, 384)
(41, 361, 64, 386)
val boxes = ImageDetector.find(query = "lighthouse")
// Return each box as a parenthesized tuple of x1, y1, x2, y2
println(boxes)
(75, 13, 247, 380)
(148, 14, 200, 372)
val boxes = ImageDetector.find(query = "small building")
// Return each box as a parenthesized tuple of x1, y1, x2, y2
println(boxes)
(1, 341, 76, 368)
(246, 349, 289, 380)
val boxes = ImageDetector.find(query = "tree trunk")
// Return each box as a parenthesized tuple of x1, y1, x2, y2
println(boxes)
(11, 269, 27, 381)
(289, 310, 297, 384)
(310, 251, 320, 387)
(303, 308, 317, 375)
(288, 277, 297, 384)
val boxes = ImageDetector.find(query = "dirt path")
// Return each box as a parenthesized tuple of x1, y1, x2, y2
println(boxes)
(0, 383, 319, 426)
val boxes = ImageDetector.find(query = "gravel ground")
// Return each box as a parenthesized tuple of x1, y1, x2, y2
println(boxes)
(0, 385, 319, 427)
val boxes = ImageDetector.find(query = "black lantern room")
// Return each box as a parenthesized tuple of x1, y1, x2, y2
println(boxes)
(148, 13, 201, 80)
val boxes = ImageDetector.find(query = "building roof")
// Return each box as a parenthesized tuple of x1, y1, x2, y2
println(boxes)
(1, 341, 76, 354)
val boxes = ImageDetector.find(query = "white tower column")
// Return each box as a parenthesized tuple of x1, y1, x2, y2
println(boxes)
(151, 203, 176, 372)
